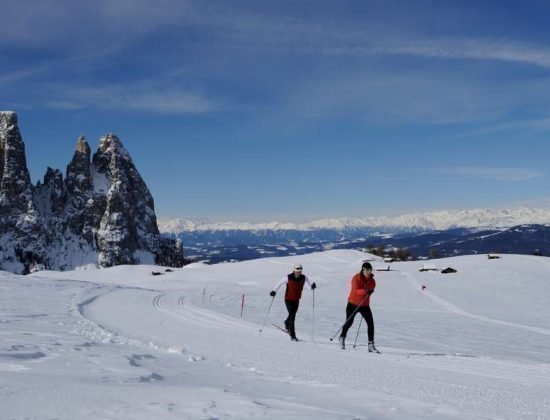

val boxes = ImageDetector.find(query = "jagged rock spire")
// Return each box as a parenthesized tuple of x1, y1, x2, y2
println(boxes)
(0, 113, 184, 273)
(93, 133, 162, 266)
(0, 112, 45, 274)
(0, 111, 34, 213)
(76, 135, 90, 155)
(66, 135, 91, 194)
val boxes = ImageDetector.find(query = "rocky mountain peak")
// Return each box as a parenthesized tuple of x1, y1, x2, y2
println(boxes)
(0, 112, 184, 274)
(93, 134, 161, 267)
(66, 136, 92, 194)
(0, 110, 17, 126)
(0, 112, 45, 273)
(98, 132, 118, 151)
(44, 167, 63, 186)
(95, 133, 132, 173)
(0, 110, 33, 211)
(34, 167, 66, 219)
(75, 135, 90, 156)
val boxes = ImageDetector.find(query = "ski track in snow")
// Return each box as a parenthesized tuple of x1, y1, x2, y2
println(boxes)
(158, 291, 550, 387)
(401, 270, 550, 336)
(81, 282, 550, 419)
(5, 250, 550, 419)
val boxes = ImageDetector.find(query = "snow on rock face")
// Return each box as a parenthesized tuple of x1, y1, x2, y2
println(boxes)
(0, 111, 46, 273)
(66, 135, 91, 194)
(0, 111, 34, 213)
(0, 112, 184, 273)
(93, 133, 165, 267)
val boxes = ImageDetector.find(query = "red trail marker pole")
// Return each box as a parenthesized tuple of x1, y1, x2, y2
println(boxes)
(240, 294, 245, 318)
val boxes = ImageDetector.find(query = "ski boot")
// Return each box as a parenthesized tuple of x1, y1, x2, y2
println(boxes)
(339, 336, 346, 350)
(368, 341, 380, 353)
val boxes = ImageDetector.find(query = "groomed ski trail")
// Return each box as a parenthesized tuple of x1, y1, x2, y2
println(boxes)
(81, 286, 550, 419)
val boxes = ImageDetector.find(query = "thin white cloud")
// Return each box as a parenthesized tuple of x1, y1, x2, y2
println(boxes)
(332, 38, 550, 69)
(392, 40, 547, 70)
(45, 82, 219, 115)
(190, 16, 550, 69)
(438, 166, 545, 181)
(5, 1, 550, 70)
(281, 71, 512, 124)
(6, 1, 550, 121)
(450, 116, 550, 139)
(0, 66, 51, 86)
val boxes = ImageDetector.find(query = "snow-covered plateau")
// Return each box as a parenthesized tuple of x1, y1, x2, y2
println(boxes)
(1, 250, 549, 419)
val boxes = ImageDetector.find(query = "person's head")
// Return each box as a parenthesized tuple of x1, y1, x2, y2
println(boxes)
(293, 263, 303, 275)
(361, 262, 373, 276)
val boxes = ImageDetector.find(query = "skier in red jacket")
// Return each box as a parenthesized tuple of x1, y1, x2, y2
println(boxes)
(338, 262, 379, 352)
(270, 263, 316, 341)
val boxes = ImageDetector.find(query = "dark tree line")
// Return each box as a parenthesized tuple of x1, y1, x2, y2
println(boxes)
(363, 244, 416, 261)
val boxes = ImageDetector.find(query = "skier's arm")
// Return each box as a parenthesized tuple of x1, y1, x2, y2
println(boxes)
(304, 275, 316, 290)
(367, 277, 376, 295)
(272, 276, 288, 293)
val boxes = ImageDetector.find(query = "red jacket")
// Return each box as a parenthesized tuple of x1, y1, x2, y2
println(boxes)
(285, 273, 306, 301)
(348, 272, 376, 306)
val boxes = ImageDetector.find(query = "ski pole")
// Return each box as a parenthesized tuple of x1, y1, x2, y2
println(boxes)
(312, 289, 316, 343)
(259, 295, 275, 332)
(329, 293, 370, 341)
(352, 317, 363, 348)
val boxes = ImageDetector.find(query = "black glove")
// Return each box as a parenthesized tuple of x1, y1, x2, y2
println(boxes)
(367, 289, 374, 295)
(311, 282, 317, 290)
(270, 290, 276, 297)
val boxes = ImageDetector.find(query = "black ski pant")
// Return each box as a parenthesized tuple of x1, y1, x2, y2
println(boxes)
(340, 302, 374, 342)
(284, 299, 300, 338)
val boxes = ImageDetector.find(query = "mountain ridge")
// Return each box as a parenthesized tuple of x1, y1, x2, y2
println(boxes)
(159, 207, 550, 233)
(0, 111, 184, 273)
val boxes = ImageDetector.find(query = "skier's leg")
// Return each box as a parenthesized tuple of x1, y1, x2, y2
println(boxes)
(285, 299, 296, 333)
(285, 300, 299, 338)
(340, 302, 357, 338)
(360, 305, 375, 342)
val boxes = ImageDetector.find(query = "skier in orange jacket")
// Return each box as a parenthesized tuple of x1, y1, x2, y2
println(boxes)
(338, 262, 379, 352)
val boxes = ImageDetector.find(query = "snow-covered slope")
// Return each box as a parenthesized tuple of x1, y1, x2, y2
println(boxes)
(2, 250, 549, 418)
(159, 207, 550, 233)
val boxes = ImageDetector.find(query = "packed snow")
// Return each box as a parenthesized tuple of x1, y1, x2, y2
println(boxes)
(1, 250, 549, 419)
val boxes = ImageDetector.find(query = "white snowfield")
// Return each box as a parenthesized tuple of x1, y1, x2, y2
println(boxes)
(1, 250, 550, 419)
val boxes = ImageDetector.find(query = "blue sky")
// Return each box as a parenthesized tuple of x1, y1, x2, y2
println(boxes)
(1, 0, 550, 221)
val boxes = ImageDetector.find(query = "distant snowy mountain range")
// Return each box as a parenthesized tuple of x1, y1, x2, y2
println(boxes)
(159, 207, 550, 233)
(158, 208, 550, 264)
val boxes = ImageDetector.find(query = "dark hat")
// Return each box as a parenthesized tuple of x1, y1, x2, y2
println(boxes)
(361, 262, 372, 270)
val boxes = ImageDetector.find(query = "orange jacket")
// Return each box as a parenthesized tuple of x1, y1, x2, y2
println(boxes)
(348, 272, 376, 306)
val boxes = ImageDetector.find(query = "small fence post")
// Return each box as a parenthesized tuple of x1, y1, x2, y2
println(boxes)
(240, 294, 245, 318)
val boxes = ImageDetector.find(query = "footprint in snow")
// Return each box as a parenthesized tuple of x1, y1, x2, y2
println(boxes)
(73, 342, 96, 351)
(139, 372, 163, 382)
(127, 353, 156, 367)
(0, 351, 47, 360)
